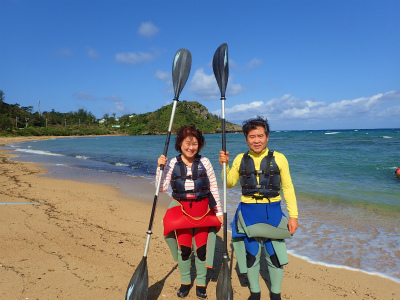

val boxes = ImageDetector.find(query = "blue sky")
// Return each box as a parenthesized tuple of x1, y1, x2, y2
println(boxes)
(1, 0, 399, 130)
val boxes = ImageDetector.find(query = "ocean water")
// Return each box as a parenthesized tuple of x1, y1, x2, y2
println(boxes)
(3, 128, 400, 283)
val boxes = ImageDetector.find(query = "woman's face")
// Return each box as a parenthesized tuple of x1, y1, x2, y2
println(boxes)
(180, 136, 199, 159)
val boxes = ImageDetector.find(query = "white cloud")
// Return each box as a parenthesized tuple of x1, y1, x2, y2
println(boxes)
(104, 95, 131, 115)
(228, 101, 264, 113)
(246, 58, 262, 69)
(86, 47, 99, 58)
(212, 90, 400, 126)
(115, 51, 155, 65)
(228, 81, 246, 96)
(229, 58, 238, 69)
(55, 48, 73, 57)
(105, 95, 122, 103)
(155, 70, 170, 82)
(378, 106, 400, 117)
(213, 100, 265, 118)
(155, 70, 174, 95)
(188, 68, 245, 99)
(138, 21, 159, 37)
(188, 68, 219, 97)
(73, 92, 96, 101)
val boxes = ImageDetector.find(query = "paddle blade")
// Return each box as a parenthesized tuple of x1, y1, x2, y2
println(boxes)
(216, 256, 233, 300)
(172, 48, 192, 100)
(125, 257, 149, 300)
(213, 43, 229, 98)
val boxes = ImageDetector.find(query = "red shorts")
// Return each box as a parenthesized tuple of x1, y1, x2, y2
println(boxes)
(163, 197, 221, 241)
(176, 227, 209, 249)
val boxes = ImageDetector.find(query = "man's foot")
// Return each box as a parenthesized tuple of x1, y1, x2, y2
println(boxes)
(177, 284, 191, 298)
(196, 285, 207, 299)
(270, 292, 281, 300)
(248, 292, 261, 300)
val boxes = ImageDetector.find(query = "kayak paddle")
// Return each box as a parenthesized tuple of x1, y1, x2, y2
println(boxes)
(213, 43, 234, 300)
(125, 48, 192, 300)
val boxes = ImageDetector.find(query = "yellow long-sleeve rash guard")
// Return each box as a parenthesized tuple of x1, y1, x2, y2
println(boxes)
(225, 148, 298, 218)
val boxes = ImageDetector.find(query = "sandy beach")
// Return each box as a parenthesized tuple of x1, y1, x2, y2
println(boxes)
(1, 136, 399, 300)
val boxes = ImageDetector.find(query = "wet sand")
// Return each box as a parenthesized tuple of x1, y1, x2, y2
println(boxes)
(0, 136, 399, 300)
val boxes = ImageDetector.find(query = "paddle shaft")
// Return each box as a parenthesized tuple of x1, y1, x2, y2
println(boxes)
(143, 99, 178, 257)
(221, 96, 228, 254)
(213, 43, 233, 300)
(217, 95, 233, 300)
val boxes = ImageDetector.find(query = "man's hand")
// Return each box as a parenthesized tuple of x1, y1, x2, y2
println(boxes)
(288, 217, 299, 235)
(219, 150, 229, 166)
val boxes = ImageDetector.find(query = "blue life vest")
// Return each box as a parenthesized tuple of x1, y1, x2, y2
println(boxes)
(171, 154, 213, 203)
(239, 150, 281, 200)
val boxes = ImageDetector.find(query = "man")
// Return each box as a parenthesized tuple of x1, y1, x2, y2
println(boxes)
(219, 116, 299, 300)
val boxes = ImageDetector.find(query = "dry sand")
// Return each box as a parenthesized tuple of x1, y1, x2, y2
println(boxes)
(0, 136, 399, 300)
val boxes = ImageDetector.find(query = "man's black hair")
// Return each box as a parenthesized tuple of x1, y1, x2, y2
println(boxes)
(242, 116, 270, 137)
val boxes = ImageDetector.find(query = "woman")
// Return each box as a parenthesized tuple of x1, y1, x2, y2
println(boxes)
(156, 125, 223, 299)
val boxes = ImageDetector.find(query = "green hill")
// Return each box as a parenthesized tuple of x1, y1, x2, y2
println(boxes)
(0, 90, 242, 136)
(120, 101, 242, 135)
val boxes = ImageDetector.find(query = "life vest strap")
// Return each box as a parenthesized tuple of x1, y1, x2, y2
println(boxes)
(178, 195, 209, 202)
(265, 151, 274, 191)
(176, 154, 201, 181)
(252, 195, 271, 201)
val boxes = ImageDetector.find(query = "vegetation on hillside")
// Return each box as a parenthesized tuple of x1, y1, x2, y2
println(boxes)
(120, 101, 241, 135)
(0, 90, 242, 137)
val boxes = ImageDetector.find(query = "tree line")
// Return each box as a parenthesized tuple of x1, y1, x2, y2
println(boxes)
(0, 90, 242, 137)
(0, 90, 122, 136)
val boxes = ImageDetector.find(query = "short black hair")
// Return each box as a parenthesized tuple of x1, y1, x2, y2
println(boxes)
(242, 116, 270, 137)
(175, 125, 205, 153)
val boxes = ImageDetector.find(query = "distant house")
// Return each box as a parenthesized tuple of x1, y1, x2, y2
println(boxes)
(112, 125, 120, 128)
(98, 118, 106, 124)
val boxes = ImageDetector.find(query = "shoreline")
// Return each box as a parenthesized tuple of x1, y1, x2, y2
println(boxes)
(1, 136, 399, 299)
(287, 250, 400, 285)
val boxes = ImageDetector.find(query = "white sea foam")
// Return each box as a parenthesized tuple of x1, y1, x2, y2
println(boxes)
(14, 148, 63, 156)
(116, 163, 129, 167)
(75, 155, 90, 160)
(382, 136, 393, 138)
(325, 132, 340, 135)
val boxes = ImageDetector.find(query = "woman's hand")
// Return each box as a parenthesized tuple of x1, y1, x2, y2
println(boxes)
(219, 150, 229, 166)
(217, 215, 224, 225)
(158, 155, 168, 167)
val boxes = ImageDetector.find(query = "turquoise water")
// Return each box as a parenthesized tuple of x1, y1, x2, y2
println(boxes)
(4, 128, 400, 283)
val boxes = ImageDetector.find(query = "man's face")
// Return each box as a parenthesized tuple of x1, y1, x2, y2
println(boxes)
(245, 126, 268, 154)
